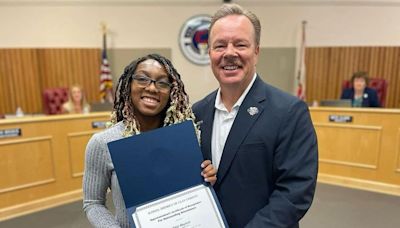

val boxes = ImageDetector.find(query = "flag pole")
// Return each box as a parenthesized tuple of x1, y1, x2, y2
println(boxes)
(99, 22, 114, 103)
(101, 22, 107, 53)
(296, 20, 307, 101)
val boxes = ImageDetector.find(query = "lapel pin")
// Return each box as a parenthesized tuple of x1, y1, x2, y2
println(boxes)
(247, 107, 259, 116)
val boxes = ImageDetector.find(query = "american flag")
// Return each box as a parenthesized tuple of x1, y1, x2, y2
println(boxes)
(99, 31, 114, 103)
(296, 21, 307, 101)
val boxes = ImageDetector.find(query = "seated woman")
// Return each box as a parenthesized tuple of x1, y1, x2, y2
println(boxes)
(340, 71, 380, 107)
(62, 85, 91, 113)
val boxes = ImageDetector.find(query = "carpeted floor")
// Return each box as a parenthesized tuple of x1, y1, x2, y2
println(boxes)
(300, 183, 400, 228)
(1, 183, 400, 228)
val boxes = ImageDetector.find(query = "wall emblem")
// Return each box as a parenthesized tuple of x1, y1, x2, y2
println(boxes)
(179, 15, 211, 65)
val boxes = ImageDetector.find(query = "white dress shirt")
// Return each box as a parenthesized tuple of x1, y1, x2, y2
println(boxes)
(211, 73, 257, 170)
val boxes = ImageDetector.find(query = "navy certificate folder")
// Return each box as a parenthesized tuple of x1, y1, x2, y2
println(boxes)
(108, 120, 227, 227)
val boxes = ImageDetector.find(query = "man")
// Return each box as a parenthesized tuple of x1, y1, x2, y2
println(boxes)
(193, 3, 318, 228)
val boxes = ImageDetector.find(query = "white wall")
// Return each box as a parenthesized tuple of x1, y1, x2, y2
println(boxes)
(1, 0, 400, 101)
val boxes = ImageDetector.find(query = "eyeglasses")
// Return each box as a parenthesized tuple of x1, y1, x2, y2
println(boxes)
(132, 75, 172, 91)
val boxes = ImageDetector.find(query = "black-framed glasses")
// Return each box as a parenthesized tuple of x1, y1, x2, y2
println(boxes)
(132, 75, 172, 91)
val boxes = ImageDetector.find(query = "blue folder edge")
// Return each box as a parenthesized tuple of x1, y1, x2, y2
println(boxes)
(107, 120, 228, 228)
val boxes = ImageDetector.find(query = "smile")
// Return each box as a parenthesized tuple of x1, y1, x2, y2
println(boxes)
(223, 65, 239, 70)
(141, 96, 159, 104)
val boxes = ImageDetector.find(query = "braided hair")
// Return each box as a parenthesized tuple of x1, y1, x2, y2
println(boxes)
(110, 53, 197, 137)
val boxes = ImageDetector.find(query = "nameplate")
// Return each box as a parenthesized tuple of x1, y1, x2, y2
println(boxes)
(0, 128, 22, 138)
(329, 115, 353, 123)
(92, 121, 107, 129)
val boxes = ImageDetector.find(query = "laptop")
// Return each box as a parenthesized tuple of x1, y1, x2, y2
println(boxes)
(91, 102, 113, 112)
(319, 99, 352, 107)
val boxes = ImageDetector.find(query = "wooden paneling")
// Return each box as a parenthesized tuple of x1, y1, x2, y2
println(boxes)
(67, 131, 98, 178)
(37, 49, 101, 103)
(311, 107, 400, 196)
(0, 49, 41, 115)
(0, 113, 109, 221)
(0, 137, 55, 194)
(0, 48, 101, 114)
(396, 128, 400, 173)
(306, 46, 400, 108)
(316, 124, 382, 169)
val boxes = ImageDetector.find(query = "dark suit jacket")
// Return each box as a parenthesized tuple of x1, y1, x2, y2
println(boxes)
(193, 76, 318, 228)
(340, 87, 380, 107)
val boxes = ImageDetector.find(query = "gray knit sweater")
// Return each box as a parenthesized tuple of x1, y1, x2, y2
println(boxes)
(83, 122, 131, 228)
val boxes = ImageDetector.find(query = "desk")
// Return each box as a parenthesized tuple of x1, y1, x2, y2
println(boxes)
(0, 113, 110, 221)
(310, 107, 400, 196)
(2, 109, 400, 220)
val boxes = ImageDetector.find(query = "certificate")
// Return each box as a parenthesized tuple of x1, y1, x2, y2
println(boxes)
(133, 185, 226, 228)
(107, 120, 228, 228)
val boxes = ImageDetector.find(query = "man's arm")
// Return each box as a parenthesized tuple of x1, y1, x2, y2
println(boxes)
(246, 101, 318, 228)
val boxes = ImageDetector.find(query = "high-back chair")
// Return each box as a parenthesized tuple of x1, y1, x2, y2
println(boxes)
(42, 87, 69, 114)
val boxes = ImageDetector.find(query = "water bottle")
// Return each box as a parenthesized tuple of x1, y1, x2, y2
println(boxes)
(16, 107, 24, 117)
(83, 106, 90, 114)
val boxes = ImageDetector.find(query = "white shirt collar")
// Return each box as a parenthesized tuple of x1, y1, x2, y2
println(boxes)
(214, 73, 257, 112)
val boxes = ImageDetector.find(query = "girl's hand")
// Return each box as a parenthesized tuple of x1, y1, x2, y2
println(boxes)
(201, 160, 217, 186)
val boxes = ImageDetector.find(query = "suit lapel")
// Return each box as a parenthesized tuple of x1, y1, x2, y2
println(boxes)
(216, 77, 266, 184)
(200, 93, 217, 161)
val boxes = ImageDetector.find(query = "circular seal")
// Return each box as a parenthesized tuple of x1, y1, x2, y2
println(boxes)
(179, 15, 211, 65)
